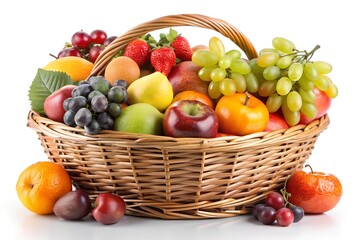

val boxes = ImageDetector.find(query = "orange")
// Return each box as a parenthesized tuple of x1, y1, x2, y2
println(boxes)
(104, 56, 140, 85)
(172, 90, 215, 109)
(16, 161, 72, 215)
(43, 56, 94, 82)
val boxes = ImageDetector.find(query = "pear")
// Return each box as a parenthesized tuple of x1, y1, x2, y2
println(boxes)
(127, 72, 173, 112)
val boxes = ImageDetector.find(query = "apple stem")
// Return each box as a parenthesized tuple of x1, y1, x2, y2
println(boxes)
(304, 164, 314, 174)
(244, 92, 250, 106)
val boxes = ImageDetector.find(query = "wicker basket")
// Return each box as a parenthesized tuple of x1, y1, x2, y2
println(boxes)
(27, 14, 330, 219)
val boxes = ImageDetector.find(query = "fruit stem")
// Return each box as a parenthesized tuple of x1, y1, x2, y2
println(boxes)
(304, 164, 314, 174)
(244, 92, 251, 106)
(280, 177, 293, 207)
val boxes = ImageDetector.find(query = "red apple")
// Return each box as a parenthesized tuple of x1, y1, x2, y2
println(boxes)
(44, 85, 76, 122)
(163, 100, 218, 138)
(168, 61, 210, 96)
(299, 87, 331, 124)
(265, 113, 289, 131)
(285, 165, 342, 214)
(92, 193, 126, 225)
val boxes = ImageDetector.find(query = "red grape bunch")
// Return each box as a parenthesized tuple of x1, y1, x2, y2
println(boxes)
(252, 191, 304, 227)
(55, 30, 117, 63)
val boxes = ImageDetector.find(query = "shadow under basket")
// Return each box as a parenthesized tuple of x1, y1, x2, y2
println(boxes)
(27, 14, 330, 219)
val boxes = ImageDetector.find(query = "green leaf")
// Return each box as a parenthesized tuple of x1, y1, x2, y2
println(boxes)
(28, 68, 73, 114)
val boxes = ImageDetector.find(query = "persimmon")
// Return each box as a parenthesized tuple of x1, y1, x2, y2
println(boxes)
(285, 164, 342, 214)
(215, 92, 269, 136)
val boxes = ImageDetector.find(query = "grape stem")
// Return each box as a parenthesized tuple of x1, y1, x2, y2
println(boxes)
(284, 44, 321, 63)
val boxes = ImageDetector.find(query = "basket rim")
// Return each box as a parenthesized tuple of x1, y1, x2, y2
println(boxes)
(27, 109, 330, 144)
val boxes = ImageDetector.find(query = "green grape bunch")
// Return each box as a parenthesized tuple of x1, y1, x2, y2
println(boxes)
(254, 37, 338, 126)
(191, 36, 258, 99)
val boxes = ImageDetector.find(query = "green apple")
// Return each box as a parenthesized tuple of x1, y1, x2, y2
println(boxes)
(114, 103, 164, 135)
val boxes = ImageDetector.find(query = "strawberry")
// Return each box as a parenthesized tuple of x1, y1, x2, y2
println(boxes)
(123, 39, 151, 68)
(171, 35, 193, 61)
(150, 47, 176, 76)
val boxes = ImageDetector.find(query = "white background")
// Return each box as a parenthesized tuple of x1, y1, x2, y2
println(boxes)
(1, 0, 358, 239)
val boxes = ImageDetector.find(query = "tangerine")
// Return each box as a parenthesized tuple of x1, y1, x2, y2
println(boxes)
(172, 90, 214, 109)
(16, 161, 72, 215)
(104, 56, 140, 85)
(43, 56, 94, 82)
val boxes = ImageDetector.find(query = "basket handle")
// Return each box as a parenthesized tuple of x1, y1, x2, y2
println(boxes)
(90, 14, 258, 77)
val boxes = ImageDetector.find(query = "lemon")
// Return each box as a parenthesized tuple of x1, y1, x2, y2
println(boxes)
(43, 56, 94, 82)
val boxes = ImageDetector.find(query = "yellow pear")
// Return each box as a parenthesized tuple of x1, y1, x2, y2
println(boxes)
(127, 72, 173, 112)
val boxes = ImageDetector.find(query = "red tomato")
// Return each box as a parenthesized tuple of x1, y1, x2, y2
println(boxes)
(265, 113, 289, 132)
(300, 87, 331, 124)
(215, 92, 269, 136)
(286, 165, 342, 214)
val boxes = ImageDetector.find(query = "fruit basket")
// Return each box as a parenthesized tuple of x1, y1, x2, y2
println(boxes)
(27, 14, 330, 219)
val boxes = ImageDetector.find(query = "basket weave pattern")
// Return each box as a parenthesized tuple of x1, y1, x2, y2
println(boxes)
(27, 14, 330, 219)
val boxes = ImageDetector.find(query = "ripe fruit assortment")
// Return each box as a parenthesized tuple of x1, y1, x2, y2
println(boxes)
(23, 24, 342, 225)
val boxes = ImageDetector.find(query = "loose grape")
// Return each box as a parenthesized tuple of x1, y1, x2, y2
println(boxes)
(209, 36, 225, 58)
(97, 112, 114, 130)
(113, 79, 128, 89)
(259, 48, 279, 55)
(282, 99, 300, 126)
(300, 102, 317, 119)
(256, 51, 279, 67)
(286, 91, 302, 112)
(68, 96, 88, 112)
(198, 66, 216, 81)
(108, 86, 128, 104)
(84, 119, 100, 135)
(226, 49, 241, 59)
(208, 81, 221, 99)
(276, 55, 293, 69)
(258, 80, 277, 97)
(88, 90, 104, 102)
(298, 75, 314, 91)
(313, 61, 332, 74)
(276, 77, 292, 96)
(91, 95, 108, 113)
(63, 110, 76, 126)
(263, 66, 280, 80)
(314, 75, 330, 91)
(107, 102, 122, 118)
(252, 203, 266, 220)
(326, 83, 338, 98)
(288, 62, 303, 81)
(258, 206, 277, 225)
(192, 49, 218, 67)
(218, 55, 232, 69)
(287, 205, 304, 223)
(230, 59, 251, 74)
(73, 84, 93, 98)
(90, 29, 107, 45)
(74, 108, 92, 127)
(210, 68, 227, 82)
(63, 97, 72, 111)
(304, 62, 318, 81)
(266, 93, 283, 113)
(249, 58, 264, 74)
(265, 192, 284, 210)
(272, 37, 295, 54)
(71, 31, 92, 49)
(219, 78, 236, 96)
(244, 73, 259, 93)
(299, 88, 316, 103)
(276, 207, 294, 227)
(230, 72, 246, 93)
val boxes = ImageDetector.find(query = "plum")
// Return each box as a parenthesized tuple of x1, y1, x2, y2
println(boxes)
(53, 189, 92, 220)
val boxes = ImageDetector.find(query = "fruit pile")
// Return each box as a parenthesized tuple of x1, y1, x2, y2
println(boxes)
(28, 28, 338, 138)
(22, 26, 342, 225)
